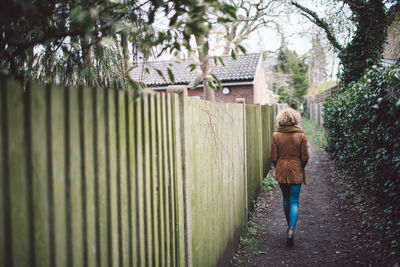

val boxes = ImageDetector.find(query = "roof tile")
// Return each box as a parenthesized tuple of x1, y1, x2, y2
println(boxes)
(130, 53, 261, 86)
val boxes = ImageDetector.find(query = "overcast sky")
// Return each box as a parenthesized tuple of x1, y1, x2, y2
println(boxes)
(243, 6, 340, 80)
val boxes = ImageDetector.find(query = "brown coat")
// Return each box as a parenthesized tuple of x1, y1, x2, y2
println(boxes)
(270, 131, 310, 184)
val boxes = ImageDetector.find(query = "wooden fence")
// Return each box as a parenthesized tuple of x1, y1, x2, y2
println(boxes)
(0, 77, 277, 267)
(185, 98, 247, 266)
(309, 103, 324, 126)
(308, 86, 338, 127)
(245, 105, 263, 206)
(261, 105, 276, 178)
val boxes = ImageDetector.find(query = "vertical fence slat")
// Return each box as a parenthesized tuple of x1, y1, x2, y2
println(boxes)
(245, 105, 252, 204)
(241, 101, 248, 217)
(108, 90, 119, 267)
(261, 105, 271, 177)
(161, 93, 171, 266)
(118, 91, 130, 267)
(246, 105, 255, 204)
(31, 82, 51, 267)
(142, 93, 153, 266)
(172, 93, 186, 267)
(217, 104, 224, 263)
(78, 86, 87, 267)
(166, 93, 177, 266)
(96, 88, 108, 267)
(68, 86, 84, 267)
(83, 86, 96, 267)
(228, 105, 235, 252)
(206, 101, 214, 265)
(135, 97, 146, 266)
(257, 106, 263, 185)
(7, 79, 31, 266)
(0, 78, 4, 267)
(218, 104, 226, 263)
(150, 94, 160, 267)
(49, 85, 67, 267)
(271, 105, 275, 141)
(156, 93, 166, 267)
(268, 105, 273, 169)
(127, 92, 137, 267)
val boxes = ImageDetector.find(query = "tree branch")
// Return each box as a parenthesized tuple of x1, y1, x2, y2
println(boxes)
(290, 1, 344, 52)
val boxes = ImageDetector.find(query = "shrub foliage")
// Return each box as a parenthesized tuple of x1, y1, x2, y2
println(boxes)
(324, 65, 400, 247)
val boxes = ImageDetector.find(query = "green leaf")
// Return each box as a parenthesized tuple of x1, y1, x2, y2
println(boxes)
(211, 74, 221, 89)
(203, 41, 209, 56)
(220, 4, 237, 19)
(207, 80, 216, 90)
(189, 63, 197, 72)
(154, 68, 166, 81)
(94, 45, 103, 58)
(190, 75, 202, 89)
(167, 68, 175, 83)
(231, 50, 237, 60)
(237, 45, 247, 54)
(70, 7, 86, 23)
(145, 68, 150, 74)
(217, 56, 225, 66)
(217, 17, 233, 23)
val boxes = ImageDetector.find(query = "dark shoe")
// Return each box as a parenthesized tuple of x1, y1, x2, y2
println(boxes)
(287, 227, 294, 247)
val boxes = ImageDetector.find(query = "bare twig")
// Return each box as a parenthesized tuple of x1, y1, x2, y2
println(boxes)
(290, 1, 344, 52)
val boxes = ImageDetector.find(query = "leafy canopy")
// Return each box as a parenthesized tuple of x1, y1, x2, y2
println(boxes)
(0, 0, 236, 90)
(274, 46, 309, 109)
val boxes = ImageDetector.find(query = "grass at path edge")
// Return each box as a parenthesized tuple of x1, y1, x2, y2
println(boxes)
(301, 117, 327, 148)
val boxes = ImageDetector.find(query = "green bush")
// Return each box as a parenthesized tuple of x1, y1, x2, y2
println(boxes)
(323, 65, 400, 247)
(263, 176, 278, 192)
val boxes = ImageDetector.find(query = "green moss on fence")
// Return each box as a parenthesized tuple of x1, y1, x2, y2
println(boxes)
(0, 77, 275, 267)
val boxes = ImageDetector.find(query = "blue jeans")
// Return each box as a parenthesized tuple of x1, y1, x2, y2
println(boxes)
(279, 183, 302, 230)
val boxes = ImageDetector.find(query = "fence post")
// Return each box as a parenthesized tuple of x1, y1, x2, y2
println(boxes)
(235, 98, 248, 217)
(166, 85, 191, 267)
(257, 105, 263, 187)
(319, 103, 324, 127)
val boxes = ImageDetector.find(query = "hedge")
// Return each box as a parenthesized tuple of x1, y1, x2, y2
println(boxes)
(323, 65, 400, 248)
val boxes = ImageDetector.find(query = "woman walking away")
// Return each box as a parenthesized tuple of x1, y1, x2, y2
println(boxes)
(270, 108, 309, 247)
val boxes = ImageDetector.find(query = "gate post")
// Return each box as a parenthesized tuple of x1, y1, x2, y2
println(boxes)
(236, 98, 248, 217)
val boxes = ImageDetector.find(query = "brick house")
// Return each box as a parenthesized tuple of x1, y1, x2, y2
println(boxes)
(130, 53, 275, 104)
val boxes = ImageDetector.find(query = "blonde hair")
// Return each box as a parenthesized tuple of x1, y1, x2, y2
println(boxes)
(276, 108, 301, 127)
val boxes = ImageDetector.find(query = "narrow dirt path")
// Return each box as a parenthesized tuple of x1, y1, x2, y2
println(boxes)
(240, 143, 378, 266)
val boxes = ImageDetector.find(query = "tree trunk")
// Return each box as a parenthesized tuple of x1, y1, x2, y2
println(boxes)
(195, 35, 215, 101)
(223, 42, 231, 55)
(80, 35, 92, 86)
(121, 33, 129, 71)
